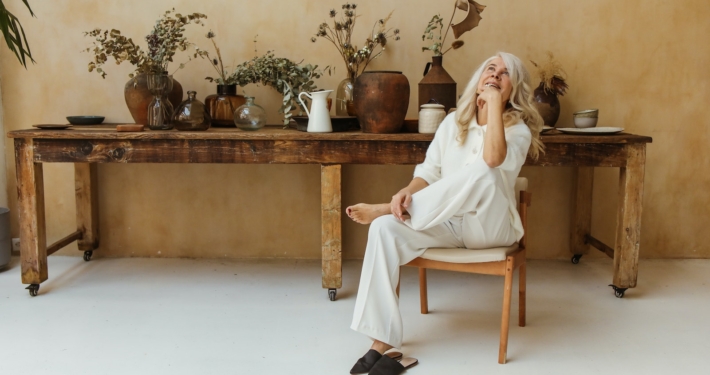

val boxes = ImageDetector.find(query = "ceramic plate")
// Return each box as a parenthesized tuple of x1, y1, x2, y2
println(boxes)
(33, 124, 72, 130)
(541, 126, 554, 133)
(557, 127, 624, 135)
(66, 116, 105, 125)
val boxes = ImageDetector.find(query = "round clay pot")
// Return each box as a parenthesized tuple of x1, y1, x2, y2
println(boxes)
(353, 71, 410, 133)
(125, 73, 184, 125)
(533, 82, 561, 127)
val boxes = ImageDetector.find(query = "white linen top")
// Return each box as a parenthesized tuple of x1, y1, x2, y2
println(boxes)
(413, 113, 532, 240)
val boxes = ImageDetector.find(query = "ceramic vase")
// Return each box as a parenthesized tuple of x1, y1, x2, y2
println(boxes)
(533, 82, 561, 126)
(124, 73, 183, 125)
(353, 71, 410, 133)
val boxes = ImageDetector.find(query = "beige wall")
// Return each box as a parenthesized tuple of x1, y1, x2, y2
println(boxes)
(1, 0, 708, 260)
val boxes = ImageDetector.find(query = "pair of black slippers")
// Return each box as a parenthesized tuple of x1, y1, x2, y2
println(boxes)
(350, 349, 419, 375)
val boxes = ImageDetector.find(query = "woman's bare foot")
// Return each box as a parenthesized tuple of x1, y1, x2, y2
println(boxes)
(346, 203, 390, 224)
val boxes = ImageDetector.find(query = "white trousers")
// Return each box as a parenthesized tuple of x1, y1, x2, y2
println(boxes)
(350, 159, 518, 348)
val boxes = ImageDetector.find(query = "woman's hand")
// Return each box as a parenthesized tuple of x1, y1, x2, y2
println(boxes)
(476, 85, 503, 109)
(390, 189, 412, 221)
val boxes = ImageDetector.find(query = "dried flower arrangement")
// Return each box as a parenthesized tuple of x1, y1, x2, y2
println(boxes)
(312, 3, 400, 82)
(199, 30, 239, 85)
(422, 0, 486, 56)
(530, 51, 569, 96)
(225, 39, 328, 126)
(84, 9, 207, 78)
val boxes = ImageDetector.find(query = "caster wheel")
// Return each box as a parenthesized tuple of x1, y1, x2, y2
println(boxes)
(83, 251, 93, 262)
(571, 254, 583, 264)
(26, 284, 39, 297)
(609, 284, 627, 298)
(328, 288, 337, 301)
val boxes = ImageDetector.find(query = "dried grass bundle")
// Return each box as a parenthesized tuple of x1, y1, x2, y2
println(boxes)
(530, 51, 568, 96)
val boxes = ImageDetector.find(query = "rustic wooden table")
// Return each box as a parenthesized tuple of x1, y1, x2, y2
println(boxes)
(7, 125, 651, 299)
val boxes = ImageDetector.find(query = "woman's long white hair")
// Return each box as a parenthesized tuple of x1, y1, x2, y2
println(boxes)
(454, 52, 544, 160)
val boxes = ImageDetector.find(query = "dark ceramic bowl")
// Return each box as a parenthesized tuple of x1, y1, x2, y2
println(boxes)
(292, 116, 359, 132)
(66, 116, 105, 125)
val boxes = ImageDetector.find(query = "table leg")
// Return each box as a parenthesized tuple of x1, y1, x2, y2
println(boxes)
(571, 167, 594, 259)
(321, 164, 342, 299)
(15, 138, 47, 285)
(75, 163, 99, 252)
(612, 144, 646, 289)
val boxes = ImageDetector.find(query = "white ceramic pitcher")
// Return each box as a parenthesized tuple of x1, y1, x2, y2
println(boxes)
(298, 90, 333, 133)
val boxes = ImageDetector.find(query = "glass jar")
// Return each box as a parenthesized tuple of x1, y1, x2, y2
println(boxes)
(233, 96, 266, 131)
(335, 74, 356, 116)
(172, 91, 211, 131)
(146, 73, 174, 130)
(205, 85, 246, 127)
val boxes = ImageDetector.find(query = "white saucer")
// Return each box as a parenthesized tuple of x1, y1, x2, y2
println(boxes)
(557, 127, 624, 135)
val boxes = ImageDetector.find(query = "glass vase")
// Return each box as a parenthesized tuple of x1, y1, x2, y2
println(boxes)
(205, 84, 246, 127)
(335, 73, 356, 116)
(146, 73, 174, 130)
(172, 91, 211, 131)
(233, 96, 267, 131)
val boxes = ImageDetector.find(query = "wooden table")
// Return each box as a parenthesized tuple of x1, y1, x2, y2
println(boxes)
(8, 126, 651, 298)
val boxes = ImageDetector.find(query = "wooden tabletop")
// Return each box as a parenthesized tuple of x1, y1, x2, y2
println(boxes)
(7, 124, 653, 144)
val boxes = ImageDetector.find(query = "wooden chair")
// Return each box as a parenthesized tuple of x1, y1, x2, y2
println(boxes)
(402, 177, 531, 364)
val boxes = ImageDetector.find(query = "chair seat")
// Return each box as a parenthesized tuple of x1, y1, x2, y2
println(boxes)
(420, 244, 520, 263)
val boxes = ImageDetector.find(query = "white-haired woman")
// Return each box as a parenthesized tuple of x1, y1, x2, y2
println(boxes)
(345, 52, 544, 375)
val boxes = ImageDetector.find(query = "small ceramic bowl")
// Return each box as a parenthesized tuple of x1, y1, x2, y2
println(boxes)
(67, 116, 105, 125)
(573, 109, 598, 128)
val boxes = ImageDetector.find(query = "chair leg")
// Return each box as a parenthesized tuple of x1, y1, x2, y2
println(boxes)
(499, 258, 514, 364)
(419, 268, 428, 314)
(519, 262, 526, 327)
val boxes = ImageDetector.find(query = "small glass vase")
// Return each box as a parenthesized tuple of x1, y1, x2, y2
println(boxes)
(233, 96, 267, 131)
(335, 74, 356, 116)
(205, 84, 246, 127)
(146, 73, 175, 130)
(172, 91, 211, 131)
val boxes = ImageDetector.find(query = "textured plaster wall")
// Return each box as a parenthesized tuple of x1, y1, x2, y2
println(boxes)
(1, 0, 708, 260)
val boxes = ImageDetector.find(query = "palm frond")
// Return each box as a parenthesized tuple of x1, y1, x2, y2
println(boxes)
(0, 0, 35, 68)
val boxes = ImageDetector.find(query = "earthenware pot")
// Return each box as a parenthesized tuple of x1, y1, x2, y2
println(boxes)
(353, 71, 410, 133)
(125, 73, 183, 125)
(533, 82, 561, 127)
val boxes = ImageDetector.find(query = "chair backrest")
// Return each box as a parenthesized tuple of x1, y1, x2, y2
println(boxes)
(514, 177, 531, 248)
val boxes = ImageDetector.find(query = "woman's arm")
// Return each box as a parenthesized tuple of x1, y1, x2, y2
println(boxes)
(477, 88, 507, 168)
(390, 177, 429, 221)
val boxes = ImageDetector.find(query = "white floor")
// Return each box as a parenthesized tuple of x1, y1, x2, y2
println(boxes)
(1, 256, 709, 375)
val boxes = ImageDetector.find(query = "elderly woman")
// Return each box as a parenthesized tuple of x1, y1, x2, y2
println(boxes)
(345, 52, 544, 374)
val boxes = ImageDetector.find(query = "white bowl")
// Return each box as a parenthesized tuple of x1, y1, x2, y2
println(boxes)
(573, 117, 598, 128)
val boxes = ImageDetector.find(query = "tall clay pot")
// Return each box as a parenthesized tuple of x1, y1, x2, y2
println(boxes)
(353, 71, 410, 133)
(125, 73, 183, 125)
(419, 55, 457, 113)
(533, 82, 561, 126)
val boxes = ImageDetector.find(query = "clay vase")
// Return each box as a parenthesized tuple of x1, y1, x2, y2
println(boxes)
(419, 55, 457, 113)
(205, 84, 246, 127)
(533, 82, 561, 127)
(353, 71, 410, 133)
(125, 73, 184, 125)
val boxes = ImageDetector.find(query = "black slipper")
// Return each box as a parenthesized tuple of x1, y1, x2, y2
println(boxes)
(350, 350, 403, 374)
(368, 355, 418, 375)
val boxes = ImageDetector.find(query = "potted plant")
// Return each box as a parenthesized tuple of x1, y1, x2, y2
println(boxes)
(84, 9, 207, 126)
(530, 52, 569, 127)
(311, 3, 400, 116)
(420, 0, 486, 113)
(198, 31, 246, 127)
(226, 46, 328, 127)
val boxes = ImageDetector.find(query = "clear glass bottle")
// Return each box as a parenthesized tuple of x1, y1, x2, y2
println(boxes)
(173, 91, 211, 131)
(146, 73, 174, 130)
(205, 84, 246, 127)
(335, 73, 356, 116)
(233, 96, 267, 131)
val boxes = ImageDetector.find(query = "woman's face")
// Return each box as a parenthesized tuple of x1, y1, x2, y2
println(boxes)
(477, 56, 513, 103)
